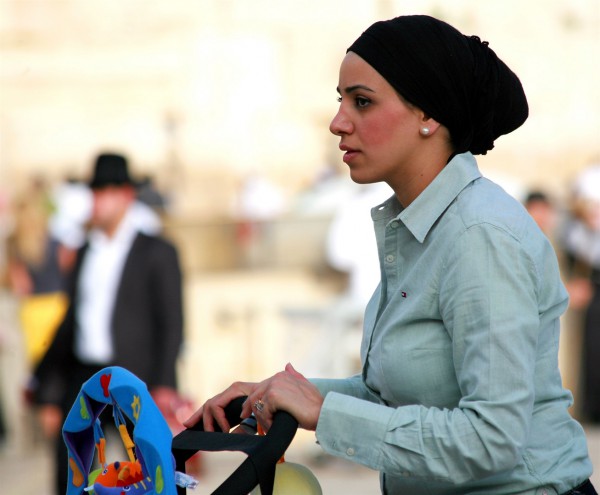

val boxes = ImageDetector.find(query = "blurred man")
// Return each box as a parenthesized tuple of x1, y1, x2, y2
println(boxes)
(561, 164, 600, 423)
(29, 153, 184, 494)
(524, 190, 557, 238)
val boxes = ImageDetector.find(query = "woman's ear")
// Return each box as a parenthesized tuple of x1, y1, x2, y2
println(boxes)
(418, 114, 443, 137)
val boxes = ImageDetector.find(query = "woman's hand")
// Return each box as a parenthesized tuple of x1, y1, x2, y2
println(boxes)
(242, 363, 324, 432)
(183, 380, 258, 433)
(183, 363, 324, 434)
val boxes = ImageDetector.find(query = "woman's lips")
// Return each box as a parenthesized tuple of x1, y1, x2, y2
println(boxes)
(340, 145, 359, 163)
(343, 151, 359, 163)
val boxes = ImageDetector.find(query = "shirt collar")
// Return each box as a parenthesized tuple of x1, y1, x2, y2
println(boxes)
(371, 152, 481, 243)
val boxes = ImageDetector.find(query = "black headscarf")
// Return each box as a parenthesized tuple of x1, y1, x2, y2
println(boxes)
(347, 15, 528, 155)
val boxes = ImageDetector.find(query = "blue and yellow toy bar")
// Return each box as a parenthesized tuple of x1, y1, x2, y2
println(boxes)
(62, 366, 177, 495)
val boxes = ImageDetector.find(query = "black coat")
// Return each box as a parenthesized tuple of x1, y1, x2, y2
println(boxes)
(34, 232, 184, 407)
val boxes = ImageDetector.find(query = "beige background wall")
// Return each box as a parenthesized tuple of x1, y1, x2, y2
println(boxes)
(1, 0, 598, 213)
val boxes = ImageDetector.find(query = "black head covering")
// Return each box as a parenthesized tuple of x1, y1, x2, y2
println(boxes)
(347, 15, 528, 155)
(89, 153, 135, 189)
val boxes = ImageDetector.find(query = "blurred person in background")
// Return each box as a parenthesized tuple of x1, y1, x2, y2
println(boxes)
(185, 15, 596, 494)
(0, 176, 80, 463)
(560, 163, 600, 424)
(524, 190, 558, 239)
(4, 176, 72, 367)
(48, 176, 94, 266)
(523, 188, 587, 417)
(234, 171, 286, 268)
(1, 177, 71, 454)
(0, 185, 10, 446)
(136, 174, 170, 217)
(28, 152, 184, 494)
(315, 181, 392, 378)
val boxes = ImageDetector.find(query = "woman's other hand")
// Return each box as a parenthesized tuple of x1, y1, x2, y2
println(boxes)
(242, 363, 324, 432)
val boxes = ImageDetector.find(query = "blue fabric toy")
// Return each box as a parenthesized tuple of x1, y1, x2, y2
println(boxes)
(62, 366, 177, 495)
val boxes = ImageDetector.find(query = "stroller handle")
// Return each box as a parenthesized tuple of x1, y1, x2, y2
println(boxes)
(172, 396, 299, 495)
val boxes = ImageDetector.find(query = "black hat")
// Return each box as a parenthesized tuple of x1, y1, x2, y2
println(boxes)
(347, 15, 528, 155)
(89, 153, 135, 189)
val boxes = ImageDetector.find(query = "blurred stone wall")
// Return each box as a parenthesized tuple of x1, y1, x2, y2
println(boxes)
(1, 0, 598, 216)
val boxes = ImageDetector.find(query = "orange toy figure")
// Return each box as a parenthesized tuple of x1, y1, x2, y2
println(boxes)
(85, 426, 155, 495)
(87, 460, 155, 495)
(95, 461, 145, 487)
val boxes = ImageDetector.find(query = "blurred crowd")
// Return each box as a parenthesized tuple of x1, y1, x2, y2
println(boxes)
(0, 156, 599, 485)
(523, 163, 600, 424)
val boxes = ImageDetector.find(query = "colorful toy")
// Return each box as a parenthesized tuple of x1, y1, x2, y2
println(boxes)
(93, 460, 146, 488)
(62, 366, 178, 495)
(86, 460, 154, 495)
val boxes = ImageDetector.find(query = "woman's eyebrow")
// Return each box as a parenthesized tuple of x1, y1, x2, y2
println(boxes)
(336, 84, 376, 95)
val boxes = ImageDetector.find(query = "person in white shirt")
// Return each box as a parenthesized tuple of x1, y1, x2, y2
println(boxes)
(30, 153, 184, 495)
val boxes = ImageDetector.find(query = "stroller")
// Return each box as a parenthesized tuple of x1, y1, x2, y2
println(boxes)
(62, 366, 321, 495)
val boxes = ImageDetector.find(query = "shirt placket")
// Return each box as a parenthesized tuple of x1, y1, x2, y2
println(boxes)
(362, 216, 402, 390)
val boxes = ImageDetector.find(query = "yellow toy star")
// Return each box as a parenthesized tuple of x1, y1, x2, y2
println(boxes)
(131, 395, 141, 422)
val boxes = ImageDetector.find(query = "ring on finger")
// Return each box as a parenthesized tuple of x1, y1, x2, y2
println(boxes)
(253, 399, 265, 413)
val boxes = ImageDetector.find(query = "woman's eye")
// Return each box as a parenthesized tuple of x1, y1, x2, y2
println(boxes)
(336, 95, 370, 107)
(356, 96, 370, 108)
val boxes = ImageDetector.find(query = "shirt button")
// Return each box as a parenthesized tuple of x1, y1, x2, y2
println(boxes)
(390, 221, 399, 229)
(385, 254, 395, 263)
(346, 447, 355, 456)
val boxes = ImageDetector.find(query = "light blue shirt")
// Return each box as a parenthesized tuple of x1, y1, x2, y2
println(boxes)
(313, 153, 593, 494)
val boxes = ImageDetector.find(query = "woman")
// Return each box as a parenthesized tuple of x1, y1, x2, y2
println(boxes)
(185, 15, 596, 494)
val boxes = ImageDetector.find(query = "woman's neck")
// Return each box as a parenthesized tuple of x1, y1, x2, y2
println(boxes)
(393, 148, 454, 208)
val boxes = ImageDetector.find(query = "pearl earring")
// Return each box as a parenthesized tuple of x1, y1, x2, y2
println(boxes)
(420, 127, 430, 136)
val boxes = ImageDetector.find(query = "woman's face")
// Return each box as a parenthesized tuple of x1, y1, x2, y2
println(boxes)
(329, 52, 425, 189)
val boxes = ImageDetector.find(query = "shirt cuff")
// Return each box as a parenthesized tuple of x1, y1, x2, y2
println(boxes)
(315, 391, 391, 469)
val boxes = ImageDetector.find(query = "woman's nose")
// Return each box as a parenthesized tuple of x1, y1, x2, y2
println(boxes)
(329, 109, 352, 136)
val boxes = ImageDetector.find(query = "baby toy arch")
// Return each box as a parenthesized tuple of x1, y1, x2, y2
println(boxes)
(62, 366, 176, 495)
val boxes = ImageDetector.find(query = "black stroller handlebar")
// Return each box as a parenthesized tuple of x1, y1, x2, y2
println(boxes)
(172, 396, 299, 495)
